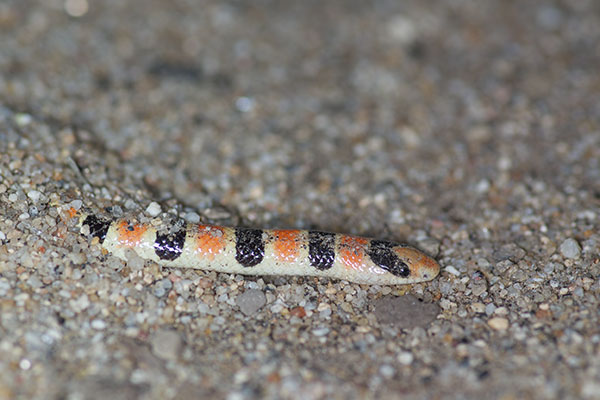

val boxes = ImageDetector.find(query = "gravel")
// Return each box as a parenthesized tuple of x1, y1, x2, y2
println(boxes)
(236, 289, 267, 316)
(0, 1, 599, 399)
(560, 238, 582, 259)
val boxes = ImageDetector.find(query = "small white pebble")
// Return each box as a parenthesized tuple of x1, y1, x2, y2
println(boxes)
(312, 327, 330, 337)
(19, 359, 32, 370)
(494, 306, 509, 316)
(445, 266, 460, 276)
(124, 199, 137, 210)
(146, 202, 162, 217)
(91, 319, 107, 330)
(0, 231, 5, 241)
(64, 0, 89, 17)
(485, 303, 497, 315)
(497, 156, 512, 170)
(15, 293, 30, 303)
(397, 351, 414, 365)
(475, 179, 490, 193)
(14, 113, 33, 126)
(184, 212, 201, 223)
(69, 199, 83, 210)
(488, 317, 509, 331)
(560, 238, 581, 259)
(235, 96, 255, 113)
(386, 15, 416, 43)
(70, 294, 90, 313)
(27, 190, 42, 202)
(439, 298, 455, 311)
(379, 364, 395, 378)
(270, 303, 284, 313)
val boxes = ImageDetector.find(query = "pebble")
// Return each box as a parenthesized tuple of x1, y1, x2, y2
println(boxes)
(386, 14, 416, 43)
(488, 317, 509, 331)
(236, 289, 266, 316)
(123, 199, 137, 210)
(146, 202, 162, 217)
(153, 279, 173, 297)
(494, 306, 509, 316)
(493, 244, 526, 262)
(560, 238, 581, 259)
(475, 179, 490, 193)
(289, 306, 306, 318)
(15, 293, 30, 303)
(69, 199, 83, 210)
(125, 250, 145, 271)
(312, 327, 330, 337)
(14, 113, 32, 126)
(151, 329, 183, 361)
(397, 352, 414, 365)
(379, 364, 395, 378)
(0, 279, 11, 296)
(19, 359, 31, 370)
(70, 294, 90, 313)
(184, 212, 201, 223)
(27, 190, 42, 202)
(91, 319, 107, 330)
(470, 302, 486, 314)
(235, 96, 255, 113)
(485, 303, 497, 316)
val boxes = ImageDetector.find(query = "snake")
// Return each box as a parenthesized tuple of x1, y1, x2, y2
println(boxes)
(72, 209, 440, 285)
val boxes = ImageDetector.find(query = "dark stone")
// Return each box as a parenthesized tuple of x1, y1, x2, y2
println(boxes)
(373, 295, 439, 328)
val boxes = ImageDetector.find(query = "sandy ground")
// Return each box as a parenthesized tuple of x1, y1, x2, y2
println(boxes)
(0, 1, 599, 399)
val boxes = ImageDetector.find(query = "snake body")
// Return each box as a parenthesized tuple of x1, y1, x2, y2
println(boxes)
(77, 212, 440, 285)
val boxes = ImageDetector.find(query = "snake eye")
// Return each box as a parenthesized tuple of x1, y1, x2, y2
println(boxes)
(396, 261, 410, 277)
